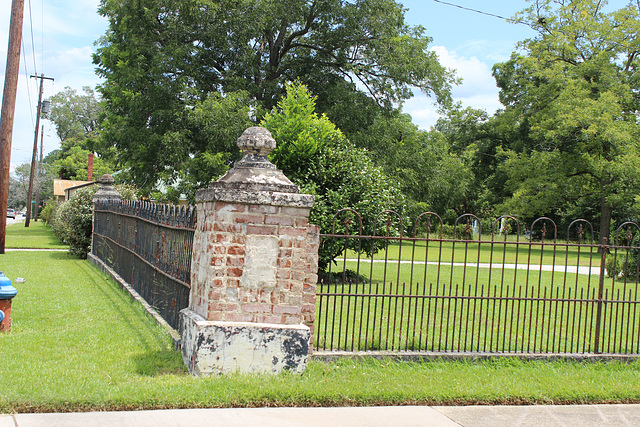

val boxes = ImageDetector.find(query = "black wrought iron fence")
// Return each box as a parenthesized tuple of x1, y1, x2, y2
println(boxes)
(315, 210, 640, 356)
(92, 200, 196, 329)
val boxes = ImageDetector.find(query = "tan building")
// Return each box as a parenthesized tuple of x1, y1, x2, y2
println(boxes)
(53, 179, 98, 203)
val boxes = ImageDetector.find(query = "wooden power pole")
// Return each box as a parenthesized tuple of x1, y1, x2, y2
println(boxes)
(33, 124, 44, 221)
(0, 0, 25, 253)
(25, 74, 53, 228)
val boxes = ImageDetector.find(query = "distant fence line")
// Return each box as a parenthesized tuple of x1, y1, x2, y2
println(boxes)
(91, 203, 640, 357)
(92, 199, 196, 329)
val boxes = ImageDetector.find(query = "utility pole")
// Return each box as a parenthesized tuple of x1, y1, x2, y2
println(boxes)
(25, 74, 53, 227)
(0, 0, 25, 254)
(33, 124, 44, 221)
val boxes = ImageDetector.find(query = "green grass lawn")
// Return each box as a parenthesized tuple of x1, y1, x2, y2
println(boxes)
(4, 221, 66, 249)
(1, 251, 640, 412)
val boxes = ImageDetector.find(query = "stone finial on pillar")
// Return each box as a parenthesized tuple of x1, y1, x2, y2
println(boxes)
(180, 126, 319, 376)
(92, 174, 122, 203)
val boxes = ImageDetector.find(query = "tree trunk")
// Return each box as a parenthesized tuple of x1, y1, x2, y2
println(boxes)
(599, 195, 613, 247)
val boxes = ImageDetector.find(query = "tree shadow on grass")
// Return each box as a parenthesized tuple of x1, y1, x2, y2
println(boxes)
(46, 250, 74, 260)
(133, 349, 187, 376)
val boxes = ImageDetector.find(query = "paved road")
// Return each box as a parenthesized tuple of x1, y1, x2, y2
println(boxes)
(5, 216, 24, 227)
(2, 404, 640, 426)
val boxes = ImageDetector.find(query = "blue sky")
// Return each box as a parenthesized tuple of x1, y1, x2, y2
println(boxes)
(0, 0, 623, 170)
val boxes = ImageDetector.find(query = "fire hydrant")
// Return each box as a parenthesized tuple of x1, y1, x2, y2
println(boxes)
(0, 272, 17, 332)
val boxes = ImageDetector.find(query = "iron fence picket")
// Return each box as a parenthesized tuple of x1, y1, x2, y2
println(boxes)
(315, 211, 640, 356)
(92, 200, 195, 330)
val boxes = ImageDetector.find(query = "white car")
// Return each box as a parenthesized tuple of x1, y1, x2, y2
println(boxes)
(6, 208, 15, 219)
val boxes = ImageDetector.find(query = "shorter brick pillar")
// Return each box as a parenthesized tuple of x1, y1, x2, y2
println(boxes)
(180, 127, 319, 375)
(91, 174, 121, 256)
(92, 174, 122, 203)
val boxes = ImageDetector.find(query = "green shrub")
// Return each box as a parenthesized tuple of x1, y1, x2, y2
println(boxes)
(115, 183, 140, 201)
(50, 202, 70, 244)
(50, 186, 98, 258)
(49, 184, 139, 258)
(605, 252, 640, 279)
(605, 254, 622, 278)
(262, 82, 404, 269)
(40, 203, 55, 224)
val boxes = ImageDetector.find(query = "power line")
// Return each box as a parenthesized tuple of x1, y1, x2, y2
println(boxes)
(431, 0, 636, 51)
(20, 37, 35, 128)
(431, 0, 532, 28)
(40, 0, 44, 74)
(27, 0, 38, 75)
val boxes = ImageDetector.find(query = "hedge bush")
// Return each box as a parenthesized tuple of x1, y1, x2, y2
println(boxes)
(39, 203, 55, 224)
(51, 186, 98, 258)
(49, 184, 140, 258)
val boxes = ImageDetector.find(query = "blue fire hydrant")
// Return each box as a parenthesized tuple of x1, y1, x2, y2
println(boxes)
(0, 272, 17, 332)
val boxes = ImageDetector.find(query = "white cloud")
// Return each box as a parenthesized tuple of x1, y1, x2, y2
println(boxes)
(403, 46, 503, 130)
(46, 46, 100, 86)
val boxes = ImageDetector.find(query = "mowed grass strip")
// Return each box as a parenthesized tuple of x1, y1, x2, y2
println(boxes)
(2, 252, 640, 412)
(4, 221, 67, 249)
(340, 238, 601, 266)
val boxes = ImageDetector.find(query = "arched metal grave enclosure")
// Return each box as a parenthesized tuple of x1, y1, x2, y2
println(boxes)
(316, 210, 640, 356)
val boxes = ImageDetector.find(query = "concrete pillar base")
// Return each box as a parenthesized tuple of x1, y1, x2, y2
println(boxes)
(180, 308, 310, 376)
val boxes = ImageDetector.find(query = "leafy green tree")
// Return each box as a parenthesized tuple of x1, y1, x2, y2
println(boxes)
(46, 86, 117, 180)
(8, 163, 55, 210)
(352, 109, 474, 222)
(262, 82, 404, 268)
(47, 86, 102, 142)
(49, 138, 115, 181)
(176, 91, 258, 200)
(491, 0, 640, 241)
(93, 0, 455, 193)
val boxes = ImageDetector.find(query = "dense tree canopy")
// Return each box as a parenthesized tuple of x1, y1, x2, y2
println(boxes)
(80, 0, 640, 243)
(45, 87, 116, 181)
(47, 86, 102, 143)
(93, 0, 455, 192)
(491, 0, 640, 241)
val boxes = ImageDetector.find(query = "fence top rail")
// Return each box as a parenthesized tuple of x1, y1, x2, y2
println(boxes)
(319, 233, 640, 251)
(94, 199, 197, 230)
(324, 210, 640, 247)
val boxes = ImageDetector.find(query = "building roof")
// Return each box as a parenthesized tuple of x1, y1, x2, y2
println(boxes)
(53, 179, 93, 196)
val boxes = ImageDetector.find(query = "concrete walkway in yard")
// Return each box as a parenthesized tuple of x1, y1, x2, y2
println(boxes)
(2, 404, 640, 426)
(347, 258, 602, 276)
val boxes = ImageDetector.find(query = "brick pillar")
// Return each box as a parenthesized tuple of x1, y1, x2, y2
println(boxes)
(180, 127, 319, 376)
(91, 174, 121, 256)
(92, 174, 121, 203)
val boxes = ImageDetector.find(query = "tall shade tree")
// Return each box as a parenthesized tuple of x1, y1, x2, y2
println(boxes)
(47, 87, 102, 141)
(93, 0, 455, 192)
(492, 0, 640, 242)
(46, 87, 116, 181)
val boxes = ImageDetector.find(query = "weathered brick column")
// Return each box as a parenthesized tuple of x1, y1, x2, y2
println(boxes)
(91, 174, 121, 256)
(180, 127, 319, 375)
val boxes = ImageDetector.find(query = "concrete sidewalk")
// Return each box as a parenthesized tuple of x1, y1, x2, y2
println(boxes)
(2, 404, 640, 426)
